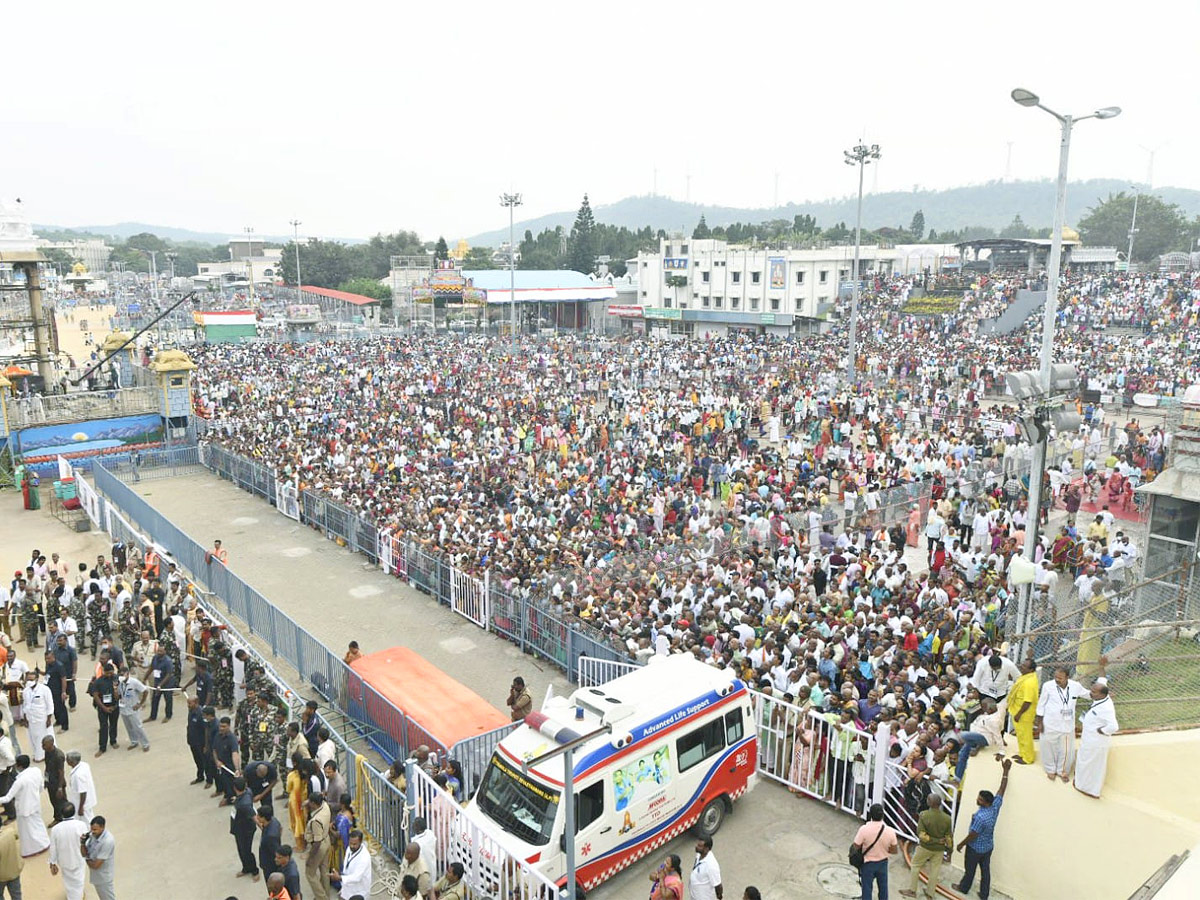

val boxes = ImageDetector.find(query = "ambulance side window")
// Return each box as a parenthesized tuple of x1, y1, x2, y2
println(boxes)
(677, 718, 726, 772)
(725, 708, 744, 744)
(574, 780, 604, 833)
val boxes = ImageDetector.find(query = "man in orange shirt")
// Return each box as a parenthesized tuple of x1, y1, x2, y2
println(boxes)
(211, 540, 228, 565)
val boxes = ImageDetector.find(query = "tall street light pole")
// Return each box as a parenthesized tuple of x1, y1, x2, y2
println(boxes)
(500, 193, 522, 340)
(290, 219, 303, 301)
(844, 141, 880, 383)
(1126, 189, 1139, 272)
(1010, 87, 1120, 654)
(243, 226, 257, 304)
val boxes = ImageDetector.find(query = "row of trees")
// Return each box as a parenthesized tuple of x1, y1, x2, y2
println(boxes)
(518, 195, 661, 276)
(276, 230, 424, 289)
(683, 195, 1199, 262)
(39, 230, 235, 278)
(686, 210, 1042, 246)
(42, 192, 1197, 291)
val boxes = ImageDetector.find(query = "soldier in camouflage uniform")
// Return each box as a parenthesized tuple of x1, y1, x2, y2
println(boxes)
(69, 588, 89, 657)
(234, 684, 258, 761)
(270, 707, 291, 782)
(248, 691, 276, 764)
(20, 585, 41, 649)
(158, 616, 181, 681)
(117, 603, 140, 657)
(88, 589, 112, 659)
(43, 589, 62, 633)
(209, 639, 234, 709)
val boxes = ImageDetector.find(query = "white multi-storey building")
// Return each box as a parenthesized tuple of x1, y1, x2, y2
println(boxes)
(626, 237, 960, 338)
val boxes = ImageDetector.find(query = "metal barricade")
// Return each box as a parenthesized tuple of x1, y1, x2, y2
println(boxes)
(879, 754, 959, 844)
(406, 764, 560, 900)
(275, 481, 300, 520)
(450, 569, 490, 630)
(353, 755, 406, 859)
(487, 584, 525, 648)
(524, 602, 569, 670)
(575, 656, 642, 688)
(748, 693, 874, 819)
(745, 693, 963, 842)
(449, 723, 520, 799)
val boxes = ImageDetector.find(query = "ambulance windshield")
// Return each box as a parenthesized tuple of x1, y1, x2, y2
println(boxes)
(476, 753, 560, 846)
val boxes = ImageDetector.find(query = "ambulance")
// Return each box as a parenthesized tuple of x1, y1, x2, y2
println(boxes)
(465, 655, 757, 895)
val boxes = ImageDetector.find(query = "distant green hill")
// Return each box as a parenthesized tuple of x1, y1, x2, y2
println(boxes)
(34, 222, 363, 245)
(464, 179, 1200, 246)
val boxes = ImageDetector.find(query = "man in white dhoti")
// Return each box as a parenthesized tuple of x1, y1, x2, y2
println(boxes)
(1035, 665, 1090, 782)
(49, 800, 90, 900)
(1074, 679, 1117, 798)
(0, 755, 49, 856)
(66, 751, 97, 821)
(20, 670, 53, 763)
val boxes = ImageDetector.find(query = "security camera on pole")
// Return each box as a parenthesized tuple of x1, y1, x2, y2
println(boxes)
(1008, 87, 1120, 657)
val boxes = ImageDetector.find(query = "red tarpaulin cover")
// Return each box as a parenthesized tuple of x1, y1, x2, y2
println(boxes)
(350, 646, 510, 749)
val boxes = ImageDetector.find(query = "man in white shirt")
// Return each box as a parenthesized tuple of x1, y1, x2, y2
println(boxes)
(1074, 678, 1117, 798)
(0, 754, 50, 856)
(1035, 665, 1090, 782)
(315, 728, 337, 769)
(49, 802, 90, 900)
(689, 837, 723, 900)
(1033, 561, 1059, 594)
(335, 829, 372, 899)
(970, 654, 1021, 705)
(66, 750, 98, 821)
(411, 815, 437, 875)
(22, 669, 55, 762)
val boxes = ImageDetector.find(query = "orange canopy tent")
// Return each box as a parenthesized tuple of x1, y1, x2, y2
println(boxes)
(349, 647, 510, 753)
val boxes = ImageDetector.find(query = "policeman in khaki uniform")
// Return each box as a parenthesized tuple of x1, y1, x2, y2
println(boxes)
(304, 793, 332, 900)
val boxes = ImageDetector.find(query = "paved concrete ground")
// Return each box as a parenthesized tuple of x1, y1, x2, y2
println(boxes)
(128, 472, 576, 719)
(1, 487, 262, 900)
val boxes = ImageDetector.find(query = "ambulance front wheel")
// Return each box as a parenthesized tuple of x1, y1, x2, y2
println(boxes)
(693, 797, 728, 838)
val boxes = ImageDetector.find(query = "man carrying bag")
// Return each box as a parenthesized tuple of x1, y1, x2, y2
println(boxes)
(850, 803, 898, 900)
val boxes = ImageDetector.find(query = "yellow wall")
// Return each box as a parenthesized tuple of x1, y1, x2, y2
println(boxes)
(954, 729, 1200, 899)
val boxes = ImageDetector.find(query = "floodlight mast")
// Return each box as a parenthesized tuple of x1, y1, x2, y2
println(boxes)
(843, 141, 881, 382)
(1008, 87, 1120, 656)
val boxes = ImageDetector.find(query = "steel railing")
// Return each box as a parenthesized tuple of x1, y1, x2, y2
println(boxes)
(92, 458, 451, 769)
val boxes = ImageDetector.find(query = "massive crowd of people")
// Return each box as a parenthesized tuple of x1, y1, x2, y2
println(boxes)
(182, 267, 1195, 898)
(5, 266, 1190, 898)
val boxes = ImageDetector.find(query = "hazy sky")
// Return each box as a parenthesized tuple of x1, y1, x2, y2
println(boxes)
(5, 1, 1197, 241)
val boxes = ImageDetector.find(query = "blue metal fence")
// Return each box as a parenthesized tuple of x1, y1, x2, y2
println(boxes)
(199, 442, 633, 679)
(100, 497, 412, 860)
(92, 458, 447, 765)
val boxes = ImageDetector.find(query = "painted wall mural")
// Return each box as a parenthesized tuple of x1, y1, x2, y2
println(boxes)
(14, 413, 164, 472)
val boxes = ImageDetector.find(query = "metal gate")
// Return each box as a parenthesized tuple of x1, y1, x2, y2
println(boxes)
(576, 655, 643, 688)
(747, 690, 958, 842)
(275, 481, 300, 521)
(406, 763, 560, 899)
(450, 569, 490, 630)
